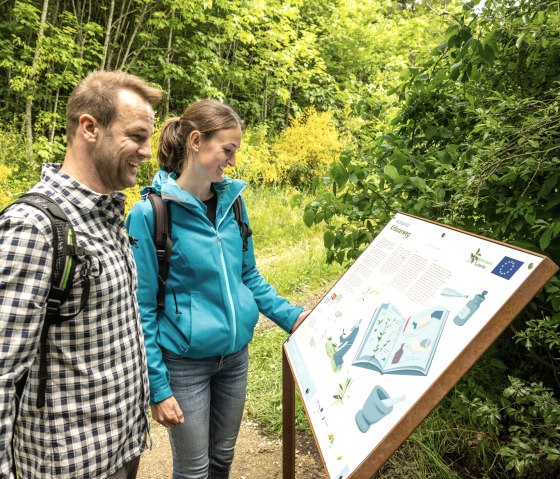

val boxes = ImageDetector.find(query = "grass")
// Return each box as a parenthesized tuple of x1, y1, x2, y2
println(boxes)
(244, 186, 344, 302)
(246, 327, 312, 436)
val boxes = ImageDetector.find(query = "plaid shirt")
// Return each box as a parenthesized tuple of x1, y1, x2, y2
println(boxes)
(0, 164, 150, 478)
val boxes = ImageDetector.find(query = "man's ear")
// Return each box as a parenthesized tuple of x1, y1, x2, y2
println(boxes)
(78, 114, 99, 143)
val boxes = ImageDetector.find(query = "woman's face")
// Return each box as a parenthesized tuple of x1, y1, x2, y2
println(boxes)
(191, 125, 242, 183)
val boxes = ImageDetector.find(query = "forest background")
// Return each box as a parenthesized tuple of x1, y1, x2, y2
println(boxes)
(1, 0, 559, 477)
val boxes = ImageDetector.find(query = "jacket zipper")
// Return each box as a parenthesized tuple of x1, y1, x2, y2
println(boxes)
(215, 188, 246, 354)
(216, 232, 237, 354)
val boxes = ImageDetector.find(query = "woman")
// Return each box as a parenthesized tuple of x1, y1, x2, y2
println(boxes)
(126, 99, 308, 479)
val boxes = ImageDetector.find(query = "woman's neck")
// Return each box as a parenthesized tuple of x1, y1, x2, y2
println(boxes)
(175, 171, 213, 201)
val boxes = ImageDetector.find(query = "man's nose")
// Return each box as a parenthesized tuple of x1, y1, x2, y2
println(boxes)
(139, 142, 152, 159)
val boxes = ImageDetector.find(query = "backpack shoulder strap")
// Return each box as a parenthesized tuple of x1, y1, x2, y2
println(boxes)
(147, 193, 172, 309)
(232, 196, 252, 252)
(4, 192, 89, 408)
(13, 193, 77, 304)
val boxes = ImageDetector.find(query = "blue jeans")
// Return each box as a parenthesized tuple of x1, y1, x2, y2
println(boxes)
(163, 346, 249, 479)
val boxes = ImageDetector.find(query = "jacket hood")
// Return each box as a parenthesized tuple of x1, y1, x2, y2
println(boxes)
(140, 168, 170, 196)
(141, 168, 246, 209)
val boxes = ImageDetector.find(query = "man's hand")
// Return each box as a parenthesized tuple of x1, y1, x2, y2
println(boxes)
(151, 396, 184, 429)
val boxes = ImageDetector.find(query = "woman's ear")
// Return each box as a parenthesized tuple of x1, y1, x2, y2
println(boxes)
(188, 130, 201, 152)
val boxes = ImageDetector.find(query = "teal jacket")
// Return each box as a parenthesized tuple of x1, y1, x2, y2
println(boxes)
(125, 169, 303, 404)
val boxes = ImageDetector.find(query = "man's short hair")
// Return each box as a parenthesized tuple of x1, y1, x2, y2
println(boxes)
(66, 70, 162, 143)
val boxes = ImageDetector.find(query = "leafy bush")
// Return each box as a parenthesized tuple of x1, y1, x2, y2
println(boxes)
(305, 0, 560, 476)
(0, 126, 36, 206)
(0, 164, 14, 209)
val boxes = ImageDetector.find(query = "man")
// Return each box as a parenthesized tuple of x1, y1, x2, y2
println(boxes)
(0, 70, 162, 478)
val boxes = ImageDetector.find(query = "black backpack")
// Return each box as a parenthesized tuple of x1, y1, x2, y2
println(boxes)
(1, 192, 90, 409)
(146, 192, 252, 309)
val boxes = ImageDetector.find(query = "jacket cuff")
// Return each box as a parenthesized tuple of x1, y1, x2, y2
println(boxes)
(150, 385, 174, 405)
(284, 306, 304, 333)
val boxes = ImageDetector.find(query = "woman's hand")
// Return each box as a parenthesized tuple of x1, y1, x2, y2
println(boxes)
(291, 310, 311, 333)
(151, 396, 185, 429)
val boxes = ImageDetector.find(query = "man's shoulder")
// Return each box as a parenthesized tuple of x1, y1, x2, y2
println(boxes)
(1, 184, 64, 234)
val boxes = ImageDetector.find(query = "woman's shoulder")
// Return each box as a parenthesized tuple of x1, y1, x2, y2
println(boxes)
(129, 195, 156, 215)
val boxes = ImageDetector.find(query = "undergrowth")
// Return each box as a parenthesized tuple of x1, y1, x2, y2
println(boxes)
(244, 187, 560, 478)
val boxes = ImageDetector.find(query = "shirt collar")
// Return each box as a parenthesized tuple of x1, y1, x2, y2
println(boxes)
(41, 163, 126, 213)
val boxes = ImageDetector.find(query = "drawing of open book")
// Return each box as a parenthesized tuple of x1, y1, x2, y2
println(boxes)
(352, 303, 449, 376)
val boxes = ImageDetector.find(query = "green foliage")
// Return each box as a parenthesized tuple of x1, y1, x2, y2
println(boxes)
(498, 378, 560, 475)
(0, 125, 35, 206)
(303, 0, 448, 130)
(306, 0, 560, 475)
(0, 125, 28, 172)
(0, 164, 14, 209)
(446, 370, 560, 477)
(0, 0, 447, 175)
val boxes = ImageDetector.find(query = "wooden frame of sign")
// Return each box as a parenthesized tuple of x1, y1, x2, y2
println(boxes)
(282, 212, 558, 479)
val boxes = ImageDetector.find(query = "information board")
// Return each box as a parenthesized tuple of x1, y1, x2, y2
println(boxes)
(283, 213, 558, 479)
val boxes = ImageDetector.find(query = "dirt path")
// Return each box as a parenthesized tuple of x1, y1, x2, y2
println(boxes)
(137, 417, 326, 478)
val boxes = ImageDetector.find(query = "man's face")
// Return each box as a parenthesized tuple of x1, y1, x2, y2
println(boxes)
(93, 89, 155, 193)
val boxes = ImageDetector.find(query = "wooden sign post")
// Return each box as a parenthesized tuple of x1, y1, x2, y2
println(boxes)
(282, 213, 558, 479)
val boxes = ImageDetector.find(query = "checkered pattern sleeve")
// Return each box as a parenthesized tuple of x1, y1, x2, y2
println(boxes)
(0, 207, 52, 478)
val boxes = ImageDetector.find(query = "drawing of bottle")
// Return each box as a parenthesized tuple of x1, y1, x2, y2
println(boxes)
(453, 290, 488, 326)
(355, 386, 405, 433)
(391, 343, 405, 364)
(441, 287, 468, 298)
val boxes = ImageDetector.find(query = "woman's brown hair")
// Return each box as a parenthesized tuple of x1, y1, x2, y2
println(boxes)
(158, 99, 243, 175)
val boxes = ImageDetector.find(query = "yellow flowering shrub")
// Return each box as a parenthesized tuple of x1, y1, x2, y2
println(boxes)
(123, 184, 142, 216)
(229, 108, 344, 189)
(273, 107, 343, 188)
(227, 127, 281, 186)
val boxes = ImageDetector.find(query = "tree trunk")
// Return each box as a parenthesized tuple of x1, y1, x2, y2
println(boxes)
(100, 0, 115, 70)
(262, 71, 269, 123)
(48, 88, 60, 143)
(25, 0, 50, 165)
(119, 1, 153, 70)
(108, 0, 132, 69)
(164, 12, 175, 117)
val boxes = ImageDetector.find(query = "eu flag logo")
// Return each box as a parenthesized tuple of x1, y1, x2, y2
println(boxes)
(491, 256, 524, 280)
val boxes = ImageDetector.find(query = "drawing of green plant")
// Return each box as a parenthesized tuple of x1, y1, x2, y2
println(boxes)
(371, 314, 393, 356)
(470, 248, 481, 264)
(333, 376, 353, 405)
